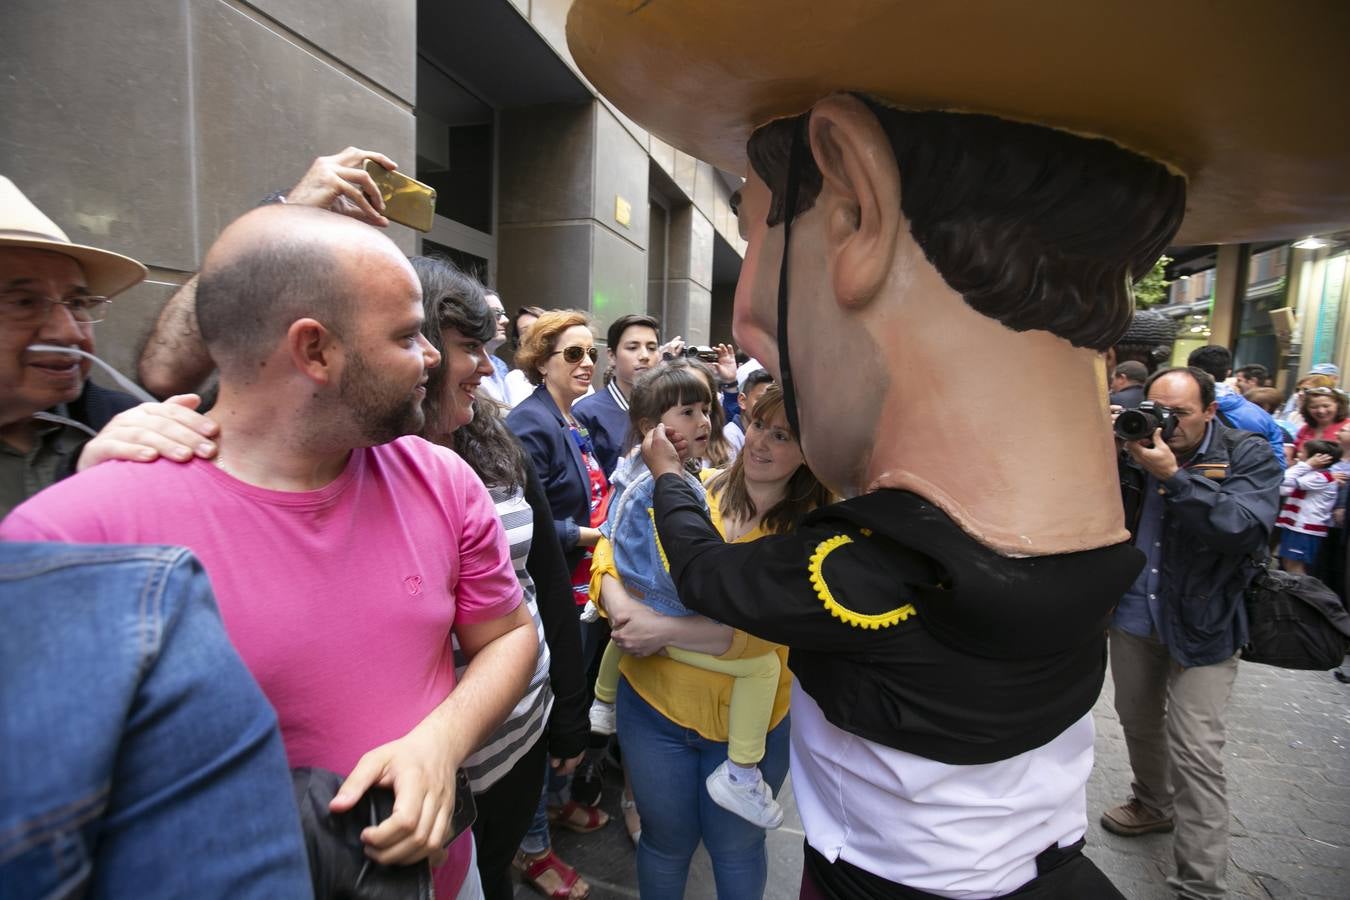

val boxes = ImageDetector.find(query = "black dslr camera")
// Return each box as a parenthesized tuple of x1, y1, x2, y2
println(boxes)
(1114, 400, 1179, 442)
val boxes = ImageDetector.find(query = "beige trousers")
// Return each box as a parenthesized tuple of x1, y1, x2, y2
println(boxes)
(1109, 628, 1240, 900)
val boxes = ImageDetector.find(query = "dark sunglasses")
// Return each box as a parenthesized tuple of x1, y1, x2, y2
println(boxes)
(552, 345, 599, 364)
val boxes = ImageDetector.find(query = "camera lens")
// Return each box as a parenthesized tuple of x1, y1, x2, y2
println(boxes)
(1114, 409, 1157, 442)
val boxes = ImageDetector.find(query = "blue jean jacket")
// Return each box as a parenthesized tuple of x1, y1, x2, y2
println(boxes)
(0, 543, 311, 899)
(602, 454, 706, 617)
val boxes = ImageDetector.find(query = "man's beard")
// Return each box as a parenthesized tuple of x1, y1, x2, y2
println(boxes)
(339, 350, 425, 445)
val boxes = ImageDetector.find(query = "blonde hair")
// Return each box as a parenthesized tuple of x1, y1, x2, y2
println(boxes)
(514, 309, 593, 386)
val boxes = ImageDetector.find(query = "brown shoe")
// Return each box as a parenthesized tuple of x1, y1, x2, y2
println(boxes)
(1100, 798, 1174, 836)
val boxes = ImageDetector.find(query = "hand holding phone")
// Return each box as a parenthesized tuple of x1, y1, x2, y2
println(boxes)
(285, 147, 397, 227)
(362, 159, 437, 232)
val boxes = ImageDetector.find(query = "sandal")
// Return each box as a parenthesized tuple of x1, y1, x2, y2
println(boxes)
(515, 848, 590, 900)
(547, 800, 610, 834)
(620, 791, 641, 846)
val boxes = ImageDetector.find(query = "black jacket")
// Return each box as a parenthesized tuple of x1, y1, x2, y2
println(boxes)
(506, 386, 593, 567)
(56, 381, 139, 479)
(519, 450, 589, 762)
(1118, 421, 1282, 666)
(652, 477, 1142, 765)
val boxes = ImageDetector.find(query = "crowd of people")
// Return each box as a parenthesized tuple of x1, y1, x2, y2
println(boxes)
(0, 151, 807, 900)
(1, 141, 1343, 900)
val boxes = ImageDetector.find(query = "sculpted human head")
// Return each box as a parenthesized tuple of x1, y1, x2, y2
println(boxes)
(195, 205, 439, 447)
(731, 93, 1186, 494)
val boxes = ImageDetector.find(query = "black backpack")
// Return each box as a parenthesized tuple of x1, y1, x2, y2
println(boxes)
(1242, 564, 1350, 670)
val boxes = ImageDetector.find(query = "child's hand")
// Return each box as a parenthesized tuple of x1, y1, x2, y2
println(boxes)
(1308, 453, 1334, 469)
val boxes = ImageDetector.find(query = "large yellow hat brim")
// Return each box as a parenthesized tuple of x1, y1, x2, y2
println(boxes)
(567, 0, 1350, 245)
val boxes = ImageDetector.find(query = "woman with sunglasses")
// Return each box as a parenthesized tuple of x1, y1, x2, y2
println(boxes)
(1293, 386, 1350, 457)
(506, 311, 614, 827)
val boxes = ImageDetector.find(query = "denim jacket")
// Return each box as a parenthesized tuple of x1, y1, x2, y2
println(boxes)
(1118, 421, 1283, 666)
(601, 452, 705, 617)
(0, 543, 311, 899)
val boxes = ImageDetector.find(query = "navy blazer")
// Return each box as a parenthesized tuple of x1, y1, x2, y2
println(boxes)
(506, 385, 593, 566)
(573, 383, 632, 479)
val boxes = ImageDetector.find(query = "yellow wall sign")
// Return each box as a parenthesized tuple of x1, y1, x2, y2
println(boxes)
(615, 194, 632, 228)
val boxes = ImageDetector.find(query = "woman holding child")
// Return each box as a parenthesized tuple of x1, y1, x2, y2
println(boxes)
(591, 381, 829, 900)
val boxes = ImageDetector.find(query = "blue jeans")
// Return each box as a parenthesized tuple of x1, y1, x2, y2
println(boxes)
(617, 678, 790, 900)
(0, 543, 311, 899)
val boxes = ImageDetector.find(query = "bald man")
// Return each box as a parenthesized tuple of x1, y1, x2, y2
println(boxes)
(2, 205, 538, 899)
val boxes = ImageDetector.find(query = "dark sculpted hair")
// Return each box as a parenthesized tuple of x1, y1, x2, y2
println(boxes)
(745, 98, 1187, 350)
(707, 384, 832, 534)
(197, 233, 350, 374)
(1187, 345, 1234, 381)
(1145, 366, 1216, 409)
(411, 255, 527, 491)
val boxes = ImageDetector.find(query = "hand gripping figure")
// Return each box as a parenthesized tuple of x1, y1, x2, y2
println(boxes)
(567, 2, 1350, 897)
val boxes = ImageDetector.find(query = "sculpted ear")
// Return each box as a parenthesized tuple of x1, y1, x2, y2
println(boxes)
(807, 95, 900, 309)
(287, 317, 339, 384)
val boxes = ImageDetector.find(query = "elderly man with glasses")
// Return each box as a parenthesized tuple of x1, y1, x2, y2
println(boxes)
(0, 178, 220, 517)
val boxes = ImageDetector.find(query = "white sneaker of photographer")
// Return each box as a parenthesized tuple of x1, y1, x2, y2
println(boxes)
(705, 761, 784, 829)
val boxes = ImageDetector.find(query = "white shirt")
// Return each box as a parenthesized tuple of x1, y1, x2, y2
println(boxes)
(503, 369, 535, 409)
(789, 682, 1093, 898)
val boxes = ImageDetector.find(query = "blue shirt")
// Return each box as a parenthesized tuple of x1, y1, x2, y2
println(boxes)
(1114, 422, 1215, 642)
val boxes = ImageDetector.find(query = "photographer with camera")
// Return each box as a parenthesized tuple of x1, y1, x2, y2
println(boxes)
(1104, 366, 1281, 899)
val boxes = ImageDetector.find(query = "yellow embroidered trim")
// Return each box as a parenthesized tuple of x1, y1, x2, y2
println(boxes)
(649, 507, 671, 573)
(808, 533, 917, 629)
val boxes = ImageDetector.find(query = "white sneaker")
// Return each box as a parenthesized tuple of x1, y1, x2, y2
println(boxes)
(589, 699, 617, 736)
(705, 761, 783, 829)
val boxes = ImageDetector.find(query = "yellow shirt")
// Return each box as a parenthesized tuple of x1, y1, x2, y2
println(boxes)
(589, 472, 791, 743)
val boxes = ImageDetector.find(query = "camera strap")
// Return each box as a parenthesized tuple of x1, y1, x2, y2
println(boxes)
(776, 119, 806, 437)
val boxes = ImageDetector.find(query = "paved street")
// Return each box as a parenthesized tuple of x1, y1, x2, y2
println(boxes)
(524, 663, 1350, 899)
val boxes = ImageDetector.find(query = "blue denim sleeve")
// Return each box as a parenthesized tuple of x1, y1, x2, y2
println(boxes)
(0, 544, 312, 900)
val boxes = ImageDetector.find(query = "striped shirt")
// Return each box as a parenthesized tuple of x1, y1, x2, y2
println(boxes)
(453, 484, 554, 793)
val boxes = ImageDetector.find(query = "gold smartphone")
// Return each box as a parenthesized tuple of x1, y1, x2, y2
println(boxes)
(362, 159, 436, 232)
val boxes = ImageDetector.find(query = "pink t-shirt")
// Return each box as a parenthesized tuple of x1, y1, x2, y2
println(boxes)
(1, 435, 521, 895)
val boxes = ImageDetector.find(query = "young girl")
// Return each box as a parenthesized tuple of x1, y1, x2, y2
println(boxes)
(588, 361, 785, 829)
(1278, 438, 1342, 574)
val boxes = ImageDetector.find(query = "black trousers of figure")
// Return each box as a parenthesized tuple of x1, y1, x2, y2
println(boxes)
(800, 840, 1125, 900)
(471, 733, 549, 900)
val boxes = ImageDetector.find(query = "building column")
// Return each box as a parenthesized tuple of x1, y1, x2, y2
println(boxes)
(496, 100, 650, 345)
(663, 205, 715, 343)
(1209, 243, 1250, 350)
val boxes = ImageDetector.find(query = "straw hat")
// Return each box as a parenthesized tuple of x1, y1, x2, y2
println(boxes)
(0, 177, 147, 296)
(566, 0, 1350, 245)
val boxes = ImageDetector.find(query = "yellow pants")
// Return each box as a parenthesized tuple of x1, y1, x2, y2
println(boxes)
(594, 638, 780, 766)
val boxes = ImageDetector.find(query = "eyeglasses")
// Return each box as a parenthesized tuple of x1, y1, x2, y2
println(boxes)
(489, 309, 509, 320)
(552, 345, 599, 364)
(0, 293, 111, 326)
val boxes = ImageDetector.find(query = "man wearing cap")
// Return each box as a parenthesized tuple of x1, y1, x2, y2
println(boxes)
(567, 1, 1349, 897)
(0, 177, 220, 518)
